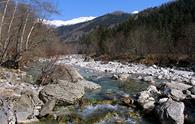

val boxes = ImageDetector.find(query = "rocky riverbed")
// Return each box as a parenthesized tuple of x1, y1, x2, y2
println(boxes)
(1, 54, 195, 124)
(55, 54, 195, 124)
(0, 64, 101, 124)
(57, 55, 195, 84)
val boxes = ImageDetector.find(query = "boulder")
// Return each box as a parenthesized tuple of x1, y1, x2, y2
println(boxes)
(156, 99, 184, 124)
(147, 85, 161, 96)
(39, 80, 85, 104)
(37, 64, 84, 85)
(13, 94, 38, 123)
(137, 91, 155, 111)
(170, 89, 186, 101)
(166, 82, 192, 91)
(78, 80, 101, 90)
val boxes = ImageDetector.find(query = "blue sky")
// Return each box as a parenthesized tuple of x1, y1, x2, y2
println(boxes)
(50, 0, 170, 20)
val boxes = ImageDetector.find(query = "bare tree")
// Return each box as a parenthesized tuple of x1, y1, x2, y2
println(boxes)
(0, 0, 10, 50)
(0, 0, 58, 68)
(1, 1, 17, 61)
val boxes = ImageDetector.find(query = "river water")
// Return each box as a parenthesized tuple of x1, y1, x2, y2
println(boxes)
(35, 66, 158, 124)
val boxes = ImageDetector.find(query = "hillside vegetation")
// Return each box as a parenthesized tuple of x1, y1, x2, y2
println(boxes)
(57, 11, 130, 42)
(79, 0, 195, 66)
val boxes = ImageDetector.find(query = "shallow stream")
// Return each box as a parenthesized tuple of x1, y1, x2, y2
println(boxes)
(36, 67, 158, 124)
(27, 62, 157, 124)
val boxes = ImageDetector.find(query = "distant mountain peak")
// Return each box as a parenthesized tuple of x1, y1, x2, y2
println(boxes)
(110, 11, 125, 15)
(44, 16, 96, 27)
(131, 11, 139, 14)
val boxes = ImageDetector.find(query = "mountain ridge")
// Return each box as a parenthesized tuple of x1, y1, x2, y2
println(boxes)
(56, 12, 131, 42)
(44, 16, 96, 27)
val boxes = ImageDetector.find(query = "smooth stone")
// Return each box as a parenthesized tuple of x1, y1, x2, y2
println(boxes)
(170, 89, 186, 101)
(166, 82, 192, 91)
(39, 80, 85, 104)
(190, 79, 195, 85)
(156, 99, 184, 124)
(158, 98, 168, 104)
(78, 80, 101, 90)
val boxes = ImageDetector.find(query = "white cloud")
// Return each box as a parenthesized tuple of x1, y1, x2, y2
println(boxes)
(131, 11, 139, 14)
(44, 16, 96, 27)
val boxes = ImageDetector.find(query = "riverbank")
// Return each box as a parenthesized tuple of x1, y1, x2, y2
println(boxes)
(57, 54, 195, 84)
(0, 64, 101, 124)
(1, 54, 195, 124)
(55, 54, 195, 124)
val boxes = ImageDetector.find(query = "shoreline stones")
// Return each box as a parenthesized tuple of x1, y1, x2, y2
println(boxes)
(111, 73, 130, 81)
(156, 99, 185, 124)
(0, 64, 101, 123)
(57, 55, 195, 84)
(135, 81, 195, 124)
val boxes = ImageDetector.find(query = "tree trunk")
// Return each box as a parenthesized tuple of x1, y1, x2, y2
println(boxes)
(1, 2, 17, 62)
(25, 22, 36, 50)
(0, 0, 10, 51)
(19, 12, 30, 53)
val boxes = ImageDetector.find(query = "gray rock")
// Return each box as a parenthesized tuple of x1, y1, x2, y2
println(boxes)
(112, 73, 130, 81)
(118, 73, 130, 81)
(137, 91, 155, 111)
(111, 74, 119, 80)
(166, 82, 192, 91)
(14, 94, 35, 123)
(84, 56, 94, 62)
(158, 98, 168, 104)
(156, 99, 184, 124)
(143, 76, 155, 84)
(39, 64, 84, 85)
(189, 86, 195, 95)
(137, 76, 143, 80)
(147, 85, 161, 96)
(39, 99, 56, 117)
(78, 80, 101, 90)
(170, 89, 186, 101)
(190, 79, 195, 86)
(0, 111, 8, 124)
(142, 98, 155, 110)
(39, 80, 85, 104)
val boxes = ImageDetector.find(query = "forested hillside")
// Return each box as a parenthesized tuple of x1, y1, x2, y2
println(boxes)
(79, 0, 195, 66)
(56, 11, 130, 42)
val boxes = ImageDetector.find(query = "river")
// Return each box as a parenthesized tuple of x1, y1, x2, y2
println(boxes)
(33, 65, 157, 124)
